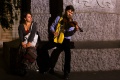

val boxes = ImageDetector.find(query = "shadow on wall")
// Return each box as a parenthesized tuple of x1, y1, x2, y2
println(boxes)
(20, 0, 31, 24)
(48, 0, 63, 41)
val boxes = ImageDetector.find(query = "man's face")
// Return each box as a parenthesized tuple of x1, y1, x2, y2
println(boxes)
(65, 9, 74, 18)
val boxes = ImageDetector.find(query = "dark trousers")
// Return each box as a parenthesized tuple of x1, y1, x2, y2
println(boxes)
(50, 38, 71, 73)
(37, 41, 58, 72)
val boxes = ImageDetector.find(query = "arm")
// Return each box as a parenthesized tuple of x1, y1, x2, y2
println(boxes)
(27, 22, 37, 47)
(18, 24, 27, 48)
(28, 22, 37, 42)
(64, 25, 79, 37)
(18, 24, 24, 42)
(50, 16, 60, 36)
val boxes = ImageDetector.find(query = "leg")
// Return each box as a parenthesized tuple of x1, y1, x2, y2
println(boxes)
(37, 49, 50, 73)
(49, 48, 63, 74)
(64, 48, 71, 73)
(37, 41, 57, 73)
(63, 39, 71, 79)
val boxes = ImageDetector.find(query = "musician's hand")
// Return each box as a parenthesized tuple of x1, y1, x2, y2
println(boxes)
(22, 42, 27, 48)
(54, 32, 59, 37)
(75, 25, 79, 31)
(26, 42, 32, 47)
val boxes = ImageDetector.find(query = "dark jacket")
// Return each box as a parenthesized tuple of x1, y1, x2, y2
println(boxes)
(18, 22, 37, 43)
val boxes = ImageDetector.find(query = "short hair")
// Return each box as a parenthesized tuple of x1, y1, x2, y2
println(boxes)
(65, 5, 75, 12)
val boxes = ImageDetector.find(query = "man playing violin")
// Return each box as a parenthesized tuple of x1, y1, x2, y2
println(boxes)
(49, 5, 82, 80)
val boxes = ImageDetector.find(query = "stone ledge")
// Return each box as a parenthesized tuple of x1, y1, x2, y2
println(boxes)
(3, 40, 120, 72)
(74, 40, 120, 49)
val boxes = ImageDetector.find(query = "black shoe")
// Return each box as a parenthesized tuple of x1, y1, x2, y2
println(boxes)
(64, 73, 69, 80)
(49, 69, 55, 74)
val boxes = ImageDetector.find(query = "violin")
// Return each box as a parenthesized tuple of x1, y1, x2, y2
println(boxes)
(70, 21, 83, 32)
(62, 16, 83, 32)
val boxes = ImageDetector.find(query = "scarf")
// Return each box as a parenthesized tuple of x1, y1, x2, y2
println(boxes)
(54, 17, 64, 44)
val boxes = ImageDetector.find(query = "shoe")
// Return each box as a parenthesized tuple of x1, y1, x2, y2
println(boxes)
(49, 69, 55, 74)
(36, 69, 39, 72)
(64, 72, 69, 80)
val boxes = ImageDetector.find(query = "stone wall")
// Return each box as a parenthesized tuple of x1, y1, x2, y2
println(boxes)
(31, 0, 120, 72)
(12, 9, 20, 40)
(0, 0, 20, 43)
(63, 0, 120, 41)
(0, 27, 12, 41)
(31, 0, 51, 41)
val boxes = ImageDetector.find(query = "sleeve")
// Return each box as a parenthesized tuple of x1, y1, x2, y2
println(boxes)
(18, 24, 24, 42)
(28, 22, 37, 42)
(50, 16, 60, 32)
(64, 27, 77, 37)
